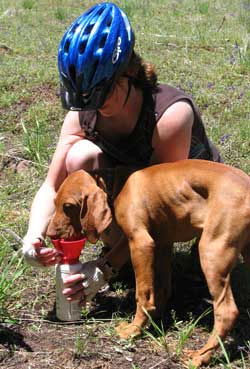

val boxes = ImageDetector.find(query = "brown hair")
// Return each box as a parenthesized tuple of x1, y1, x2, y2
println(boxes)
(125, 52, 158, 91)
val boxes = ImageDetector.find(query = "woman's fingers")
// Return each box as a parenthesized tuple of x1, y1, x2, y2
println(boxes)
(62, 273, 85, 300)
(36, 248, 62, 266)
(63, 273, 84, 285)
(63, 284, 84, 300)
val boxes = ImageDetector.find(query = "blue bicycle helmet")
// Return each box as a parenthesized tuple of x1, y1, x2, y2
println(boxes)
(58, 2, 135, 111)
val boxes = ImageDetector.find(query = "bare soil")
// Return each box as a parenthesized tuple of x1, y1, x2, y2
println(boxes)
(1, 257, 250, 369)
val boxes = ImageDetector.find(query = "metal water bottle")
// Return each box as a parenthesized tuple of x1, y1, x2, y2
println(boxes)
(51, 238, 86, 321)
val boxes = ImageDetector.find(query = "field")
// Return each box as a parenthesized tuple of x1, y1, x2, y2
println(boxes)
(1, 0, 250, 368)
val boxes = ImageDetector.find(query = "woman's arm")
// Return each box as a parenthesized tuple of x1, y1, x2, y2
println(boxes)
(22, 111, 85, 266)
(151, 100, 194, 164)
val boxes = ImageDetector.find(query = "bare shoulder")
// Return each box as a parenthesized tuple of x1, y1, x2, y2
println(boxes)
(151, 101, 194, 163)
(159, 100, 194, 128)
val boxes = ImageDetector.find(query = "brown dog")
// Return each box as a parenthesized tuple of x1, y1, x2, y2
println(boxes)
(47, 160, 250, 367)
(114, 159, 250, 367)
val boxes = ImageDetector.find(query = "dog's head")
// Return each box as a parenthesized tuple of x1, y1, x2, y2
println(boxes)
(47, 170, 112, 243)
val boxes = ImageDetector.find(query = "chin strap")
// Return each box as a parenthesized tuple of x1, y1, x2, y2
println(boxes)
(123, 76, 133, 106)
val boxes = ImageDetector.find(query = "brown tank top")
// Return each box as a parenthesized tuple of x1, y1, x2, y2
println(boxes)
(78, 83, 222, 166)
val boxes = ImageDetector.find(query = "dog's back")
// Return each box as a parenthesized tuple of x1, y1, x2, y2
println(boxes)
(114, 160, 250, 243)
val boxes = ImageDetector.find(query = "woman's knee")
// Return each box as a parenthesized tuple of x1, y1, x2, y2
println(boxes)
(66, 139, 105, 173)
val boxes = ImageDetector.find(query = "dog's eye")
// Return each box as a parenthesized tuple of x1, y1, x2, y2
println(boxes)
(63, 203, 75, 217)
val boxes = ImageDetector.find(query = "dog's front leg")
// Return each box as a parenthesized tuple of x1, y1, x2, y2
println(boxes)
(116, 230, 157, 339)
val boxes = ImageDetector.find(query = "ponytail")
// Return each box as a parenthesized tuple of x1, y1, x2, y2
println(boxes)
(125, 52, 158, 91)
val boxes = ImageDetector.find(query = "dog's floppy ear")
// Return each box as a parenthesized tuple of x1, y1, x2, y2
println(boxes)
(80, 188, 112, 244)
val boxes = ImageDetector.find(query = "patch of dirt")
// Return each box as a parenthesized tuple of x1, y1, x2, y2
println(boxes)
(0, 156, 30, 175)
(0, 45, 12, 54)
(1, 258, 250, 369)
(0, 145, 32, 180)
(29, 84, 60, 107)
(0, 283, 181, 369)
(0, 320, 179, 369)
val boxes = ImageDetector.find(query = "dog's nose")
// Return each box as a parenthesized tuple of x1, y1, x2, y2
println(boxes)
(46, 231, 57, 239)
(46, 225, 57, 239)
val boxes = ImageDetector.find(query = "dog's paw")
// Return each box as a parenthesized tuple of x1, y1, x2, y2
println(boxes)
(181, 351, 199, 368)
(182, 348, 211, 367)
(115, 321, 141, 339)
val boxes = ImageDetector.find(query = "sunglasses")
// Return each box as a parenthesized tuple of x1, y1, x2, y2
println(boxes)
(60, 78, 115, 111)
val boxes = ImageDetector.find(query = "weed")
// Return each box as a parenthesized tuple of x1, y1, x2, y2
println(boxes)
(141, 307, 169, 351)
(238, 37, 250, 66)
(74, 333, 88, 356)
(74, 325, 98, 358)
(239, 351, 247, 369)
(172, 308, 212, 355)
(81, 306, 90, 319)
(54, 7, 66, 21)
(184, 361, 199, 369)
(112, 281, 127, 295)
(215, 334, 248, 369)
(22, 0, 34, 9)
(131, 364, 140, 369)
(21, 118, 47, 168)
(0, 250, 26, 319)
(216, 334, 234, 368)
(197, 1, 210, 15)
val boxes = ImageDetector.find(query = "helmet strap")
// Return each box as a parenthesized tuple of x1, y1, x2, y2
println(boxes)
(123, 77, 133, 107)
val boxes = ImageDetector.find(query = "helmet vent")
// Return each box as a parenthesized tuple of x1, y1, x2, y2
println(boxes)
(85, 24, 94, 34)
(64, 39, 70, 53)
(99, 34, 107, 49)
(71, 23, 79, 34)
(106, 16, 112, 27)
(79, 40, 87, 54)
(96, 8, 105, 16)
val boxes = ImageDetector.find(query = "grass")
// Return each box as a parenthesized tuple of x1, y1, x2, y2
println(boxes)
(142, 307, 210, 355)
(0, 239, 26, 320)
(1, 0, 250, 368)
(216, 333, 248, 368)
(141, 307, 169, 352)
(172, 308, 212, 356)
(142, 308, 250, 368)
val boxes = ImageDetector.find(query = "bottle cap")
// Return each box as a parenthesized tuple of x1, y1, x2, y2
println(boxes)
(51, 238, 86, 264)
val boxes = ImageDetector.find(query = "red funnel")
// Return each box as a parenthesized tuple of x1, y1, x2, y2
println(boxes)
(51, 238, 86, 264)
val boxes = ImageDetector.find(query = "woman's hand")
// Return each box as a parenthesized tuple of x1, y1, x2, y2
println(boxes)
(62, 260, 109, 304)
(34, 239, 62, 266)
(22, 236, 62, 267)
(62, 273, 87, 303)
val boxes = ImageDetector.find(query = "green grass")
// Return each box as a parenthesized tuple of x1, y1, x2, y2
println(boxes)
(0, 243, 26, 320)
(172, 308, 212, 355)
(1, 0, 250, 367)
(141, 307, 169, 351)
